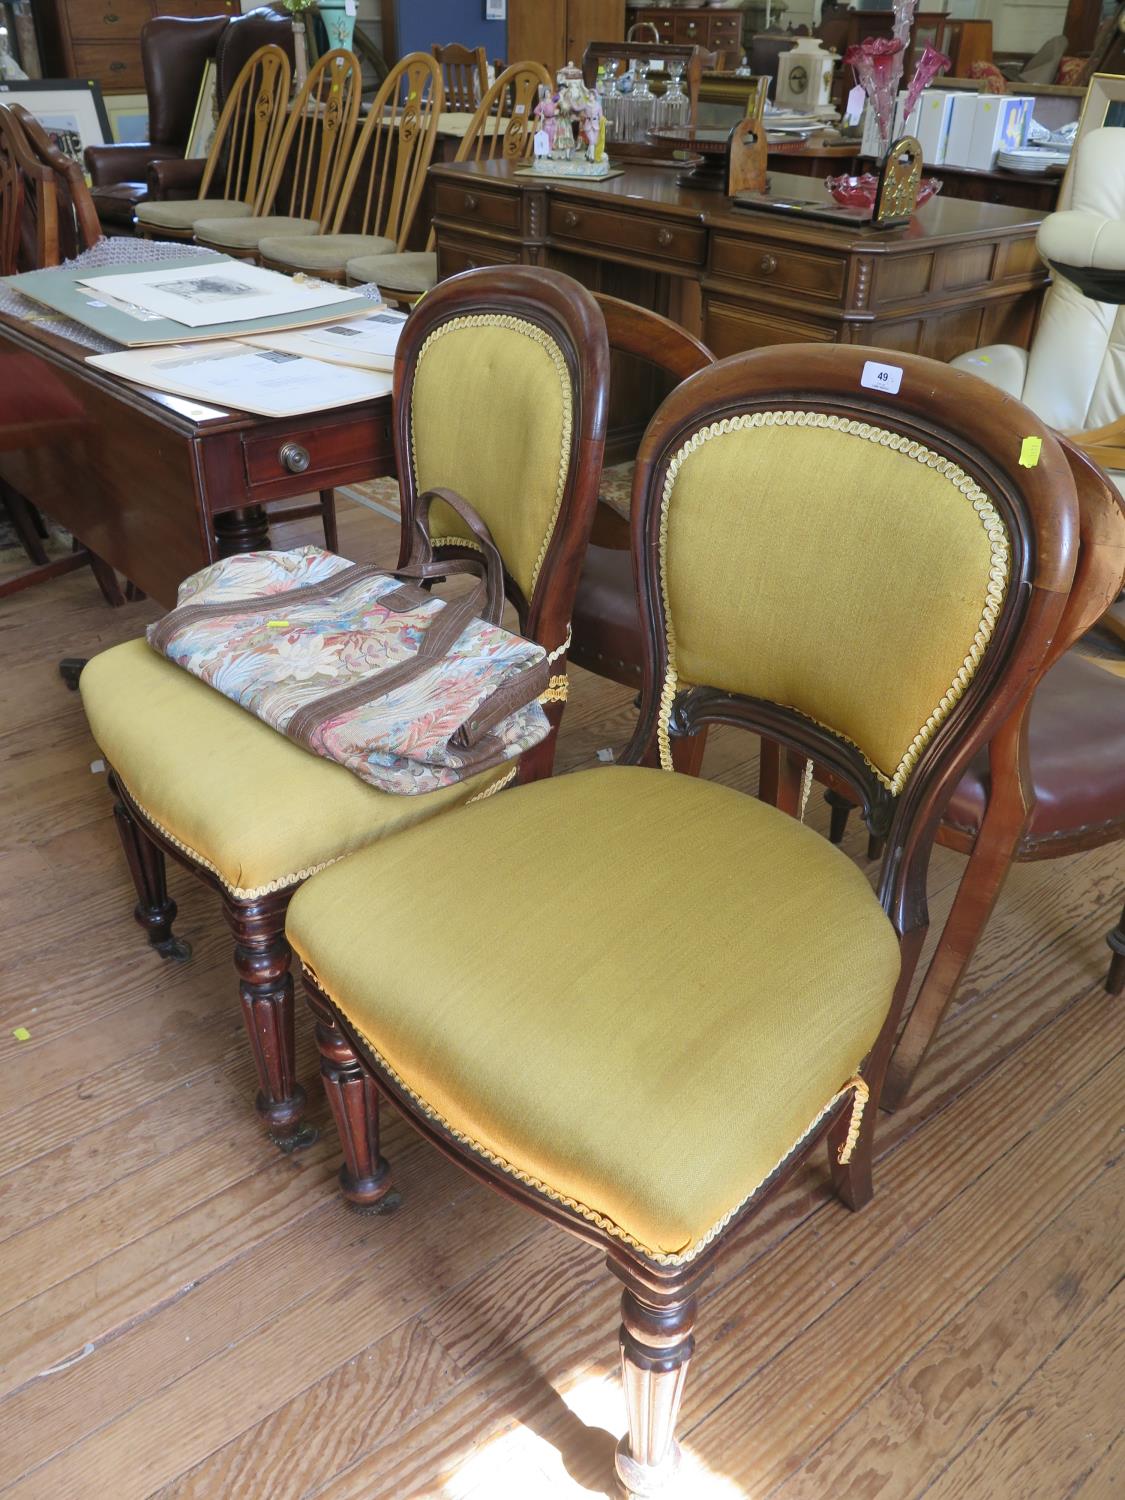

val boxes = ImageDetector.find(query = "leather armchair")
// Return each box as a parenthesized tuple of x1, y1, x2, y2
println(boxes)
(85, 8, 293, 230)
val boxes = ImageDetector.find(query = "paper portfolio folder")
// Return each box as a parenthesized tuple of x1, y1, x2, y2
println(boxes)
(2, 255, 373, 348)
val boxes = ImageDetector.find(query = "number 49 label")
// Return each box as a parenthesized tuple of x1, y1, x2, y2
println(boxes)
(860, 360, 903, 395)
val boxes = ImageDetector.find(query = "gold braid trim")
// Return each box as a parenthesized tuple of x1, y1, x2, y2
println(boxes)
(465, 765, 517, 803)
(410, 312, 574, 596)
(837, 1075, 870, 1164)
(657, 412, 1011, 796)
(304, 954, 869, 1266)
(539, 674, 568, 704)
(117, 779, 346, 901)
(799, 757, 814, 822)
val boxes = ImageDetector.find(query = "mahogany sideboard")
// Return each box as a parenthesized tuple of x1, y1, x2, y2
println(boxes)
(430, 160, 1050, 362)
(0, 312, 394, 608)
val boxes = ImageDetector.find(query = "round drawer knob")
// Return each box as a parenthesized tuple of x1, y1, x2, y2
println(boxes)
(656, 228, 674, 247)
(563, 210, 580, 229)
(279, 442, 311, 474)
(686, 22, 697, 32)
(759, 253, 778, 274)
(464, 193, 478, 211)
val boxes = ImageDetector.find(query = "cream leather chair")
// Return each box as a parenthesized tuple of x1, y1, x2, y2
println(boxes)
(952, 128, 1125, 495)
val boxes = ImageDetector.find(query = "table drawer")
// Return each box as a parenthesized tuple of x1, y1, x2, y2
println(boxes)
(710, 233, 846, 302)
(66, 0, 149, 42)
(435, 182, 521, 233)
(437, 233, 521, 277)
(152, 0, 237, 15)
(549, 201, 704, 268)
(242, 411, 393, 491)
(71, 41, 145, 91)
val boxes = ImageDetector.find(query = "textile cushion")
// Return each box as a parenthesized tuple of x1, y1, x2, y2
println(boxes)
(969, 61, 1006, 94)
(258, 232, 396, 274)
(192, 214, 319, 249)
(80, 639, 502, 900)
(288, 767, 900, 1262)
(598, 460, 635, 522)
(661, 416, 1009, 791)
(410, 317, 573, 600)
(346, 250, 437, 294)
(137, 198, 253, 230)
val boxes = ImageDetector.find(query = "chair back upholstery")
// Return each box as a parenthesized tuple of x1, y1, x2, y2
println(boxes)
(628, 345, 1078, 911)
(432, 42, 489, 111)
(328, 53, 442, 249)
(456, 62, 553, 165)
(259, 49, 362, 225)
(141, 15, 229, 150)
(198, 44, 291, 209)
(10, 106, 101, 263)
(394, 267, 609, 683)
(216, 5, 295, 104)
(1023, 128, 1125, 434)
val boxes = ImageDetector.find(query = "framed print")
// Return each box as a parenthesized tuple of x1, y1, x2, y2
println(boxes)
(185, 60, 218, 161)
(1058, 72, 1125, 207)
(105, 92, 149, 145)
(0, 78, 110, 172)
(485, 0, 506, 18)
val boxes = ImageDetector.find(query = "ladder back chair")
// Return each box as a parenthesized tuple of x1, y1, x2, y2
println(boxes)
(342, 60, 552, 303)
(192, 48, 362, 259)
(258, 52, 443, 282)
(77, 266, 608, 1165)
(135, 43, 292, 240)
(285, 344, 1079, 1495)
(432, 41, 489, 110)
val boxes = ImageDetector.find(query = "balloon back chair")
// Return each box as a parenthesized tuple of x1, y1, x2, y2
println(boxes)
(342, 60, 553, 303)
(192, 47, 362, 259)
(258, 51, 443, 281)
(134, 43, 292, 241)
(284, 344, 1078, 1495)
(78, 266, 608, 1165)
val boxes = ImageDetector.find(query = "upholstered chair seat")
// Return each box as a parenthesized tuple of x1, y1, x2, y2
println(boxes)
(193, 213, 320, 252)
(288, 766, 900, 1262)
(259, 231, 395, 277)
(80, 639, 502, 901)
(346, 249, 437, 296)
(138, 197, 254, 232)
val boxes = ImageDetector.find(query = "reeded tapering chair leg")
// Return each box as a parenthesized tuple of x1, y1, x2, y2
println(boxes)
(670, 727, 708, 776)
(613, 1279, 698, 1497)
(224, 894, 314, 1151)
(109, 774, 191, 962)
(824, 788, 854, 845)
(1107, 900, 1125, 995)
(307, 989, 398, 1213)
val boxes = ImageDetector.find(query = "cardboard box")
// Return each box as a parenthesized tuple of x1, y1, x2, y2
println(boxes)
(915, 89, 956, 165)
(966, 93, 1033, 169)
(943, 91, 980, 168)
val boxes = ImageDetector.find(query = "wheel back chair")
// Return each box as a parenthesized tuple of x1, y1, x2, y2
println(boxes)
(134, 43, 292, 241)
(79, 265, 609, 1169)
(192, 48, 363, 260)
(0, 103, 127, 607)
(284, 344, 1078, 1495)
(431, 41, 489, 111)
(258, 52, 443, 282)
(344, 59, 553, 304)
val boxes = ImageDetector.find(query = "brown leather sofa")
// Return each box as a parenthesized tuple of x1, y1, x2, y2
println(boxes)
(85, 7, 293, 233)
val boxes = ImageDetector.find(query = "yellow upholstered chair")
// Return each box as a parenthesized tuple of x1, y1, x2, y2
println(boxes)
(134, 43, 291, 241)
(342, 61, 552, 304)
(78, 266, 608, 1157)
(257, 52, 442, 282)
(193, 48, 361, 260)
(286, 344, 1078, 1493)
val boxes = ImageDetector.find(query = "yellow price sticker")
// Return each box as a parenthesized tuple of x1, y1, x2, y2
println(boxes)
(12, 1027, 31, 1042)
(1018, 436, 1042, 469)
(267, 620, 290, 629)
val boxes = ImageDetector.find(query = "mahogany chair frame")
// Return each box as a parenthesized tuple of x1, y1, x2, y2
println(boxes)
(137, 44, 291, 242)
(300, 344, 1078, 1490)
(431, 41, 489, 111)
(195, 48, 362, 258)
(105, 266, 608, 1158)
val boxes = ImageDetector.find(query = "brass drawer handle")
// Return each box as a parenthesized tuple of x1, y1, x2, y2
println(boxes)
(104, 12, 119, 22)
(563, 209, 580, 229)
(110, 60, 125, 71)
(759, 253, 778, 274)
(656, 227, 674, 248)
(464, 193, 478, 211)
(686, 21, 697, 32)
(279, 442, 311, 474)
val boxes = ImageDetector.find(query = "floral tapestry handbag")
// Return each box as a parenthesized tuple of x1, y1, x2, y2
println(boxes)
(147, 489, 551, 795)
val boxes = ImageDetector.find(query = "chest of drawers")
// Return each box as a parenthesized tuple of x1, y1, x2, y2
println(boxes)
(35, 0, 238, 95)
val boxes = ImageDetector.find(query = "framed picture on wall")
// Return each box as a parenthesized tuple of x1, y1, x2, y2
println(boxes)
(0, 78, 110, 169)
(485, 0, 506, 19)
(1079, 71, 1125, 133)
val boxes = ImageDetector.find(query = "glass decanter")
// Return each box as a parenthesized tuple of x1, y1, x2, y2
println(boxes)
(654, 58, 690, 132)
(600, 57, 623, 143)
(627, 58, 656, 144)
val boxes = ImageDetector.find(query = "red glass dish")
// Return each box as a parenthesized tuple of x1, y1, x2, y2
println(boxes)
(824, 173, 941, 211)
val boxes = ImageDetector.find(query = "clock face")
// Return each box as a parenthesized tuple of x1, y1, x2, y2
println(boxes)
(790, 63, 809, 95)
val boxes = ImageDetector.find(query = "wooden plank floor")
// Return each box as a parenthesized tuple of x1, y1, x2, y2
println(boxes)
(1, 496, 1122, 1500)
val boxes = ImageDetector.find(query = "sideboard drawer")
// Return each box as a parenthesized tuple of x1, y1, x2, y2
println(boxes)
(152, 0, 237, 14)
(437, 234, 522, 278)
(710, 233, 847, 303)
(242, 413, 393, 491)
(435, 183, 521, 233)
(66, 0, 149, 41)
(70, 41, 145, 90)
(549, 201, 705, 268)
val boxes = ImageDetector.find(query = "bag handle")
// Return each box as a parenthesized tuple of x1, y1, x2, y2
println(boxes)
(400, 487, 507, 625)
